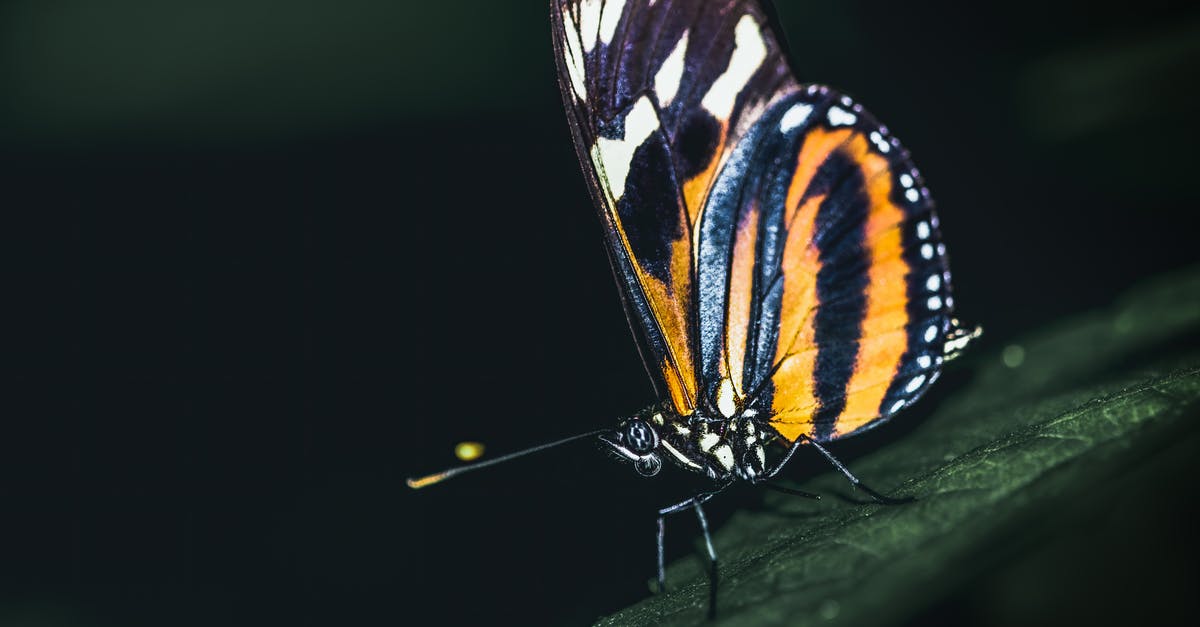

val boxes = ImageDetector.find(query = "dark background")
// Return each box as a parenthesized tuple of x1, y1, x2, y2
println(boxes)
(4, 1, 1198, 625)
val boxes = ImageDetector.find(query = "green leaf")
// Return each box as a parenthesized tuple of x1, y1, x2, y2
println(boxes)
(600, 266, 1200, 626)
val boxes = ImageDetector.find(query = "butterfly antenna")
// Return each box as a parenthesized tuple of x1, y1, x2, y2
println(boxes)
(406, 429, 608, 489)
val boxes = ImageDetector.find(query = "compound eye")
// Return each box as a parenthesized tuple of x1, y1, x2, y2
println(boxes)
(634, 454, 662, 477)
(625, 420, 657, 454)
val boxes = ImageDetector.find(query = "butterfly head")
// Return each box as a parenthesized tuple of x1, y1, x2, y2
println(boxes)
(600, 417, 663, 477)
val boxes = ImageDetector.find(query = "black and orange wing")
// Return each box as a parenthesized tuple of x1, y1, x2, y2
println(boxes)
(550, 0, 798, 415)
(552, 0, 964, 441)
(698, 87, 959, 443)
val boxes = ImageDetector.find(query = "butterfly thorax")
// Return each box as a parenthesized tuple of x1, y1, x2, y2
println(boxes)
(602, 405, 775, 482)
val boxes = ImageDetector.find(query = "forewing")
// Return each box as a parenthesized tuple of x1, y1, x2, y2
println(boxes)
(551, 0, 799, 414)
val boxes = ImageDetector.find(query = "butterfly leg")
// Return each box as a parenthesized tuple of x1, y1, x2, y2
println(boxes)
(751, 436, 821, 499)
(761, 434, 805, 480)
(800, 435, 913, 504)
(691, 500, 719, 619)
(654, 495, 708, 593)
(655, 515, 667, 593)
(654, 483, 730, 593)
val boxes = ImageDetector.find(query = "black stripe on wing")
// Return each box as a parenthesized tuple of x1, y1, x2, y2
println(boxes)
(809, 149, 871, 440)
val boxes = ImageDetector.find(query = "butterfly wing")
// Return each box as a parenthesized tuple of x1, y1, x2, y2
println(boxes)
(698, 87, 957, 443)
(553, 1, 961, 441)
(551, 0, 798, 415)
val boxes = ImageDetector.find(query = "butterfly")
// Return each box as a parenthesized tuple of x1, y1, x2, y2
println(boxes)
(410, 0, 979, 608)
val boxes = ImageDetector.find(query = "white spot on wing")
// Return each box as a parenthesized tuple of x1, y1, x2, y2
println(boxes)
(827, 106, 857, 126)
(598, 0, 626, 45)
(905, 374, 927, 393)
(580, 0, 602, 52)
(889, 399, 906, 414)
(900, 173, 914, 188)
(654, 32, 688, 107)
(924, 324, 938, 342)
(701, 15, 767, 120)
(699, 432, 720, 452)
(779, 103, 813, 133)
(917, 355, 932, 368)
(905, 188, 920, 202)
(869, 131, 890, 153)
(593, 96, 660, 201)
(927, 295, 942, 310)
(920, 243, 934, 259)
(916, 221, 930, 239)
(561, 10, 588, 100)
(926, 274, 940, 291)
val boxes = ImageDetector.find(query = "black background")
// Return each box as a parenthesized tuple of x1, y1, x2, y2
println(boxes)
(4, 1, 1198, 625)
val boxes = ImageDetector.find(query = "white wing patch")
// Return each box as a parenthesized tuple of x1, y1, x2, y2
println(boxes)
(598, 0, 626, 46)
(580, 0, 602, 53)
(654, 31, 689, 107)
(779, 103, 813, 133)
(826, 106, 857, 127)
(592, 96, 661, 201)
(561, 10, 588, 101)
(701, 14, 767, 120)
